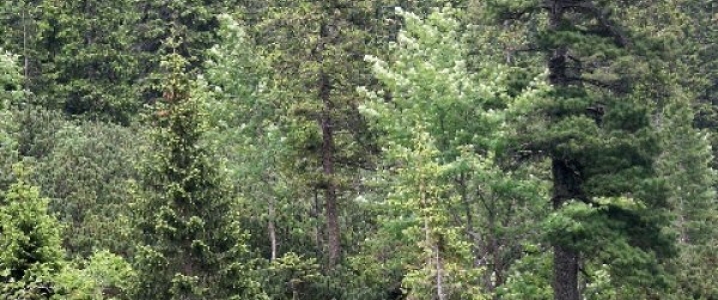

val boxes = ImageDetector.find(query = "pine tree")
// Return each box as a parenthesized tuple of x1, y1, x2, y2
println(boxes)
(485, 1, 678, 298)
(131, 48, 261, 300)
(359, 8, 547, 299)
(0, 0, 49, 97)
(659, 93, 718, 299)
(249, 0, 392, 270)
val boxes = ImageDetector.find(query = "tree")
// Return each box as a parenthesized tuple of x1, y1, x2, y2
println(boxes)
(35, 121, 141, 258)
(0, 49, 24, 187)
(485, 1, 678, 299)
(358, 8, 547, 299)
(131, 49, 262, 300)
(0, 164, 64, 299)
(658, 89, 718, 299)
(249, 0, 392, 270)
(43, 0, 141, 124)
(0, 0, 49, 98)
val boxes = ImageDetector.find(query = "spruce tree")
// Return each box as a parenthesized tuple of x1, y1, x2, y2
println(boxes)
(45, 0, 141, 124)
(131, 48, 261, 300)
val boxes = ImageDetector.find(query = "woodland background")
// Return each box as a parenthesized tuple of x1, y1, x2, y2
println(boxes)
(1, 0, 717, 299)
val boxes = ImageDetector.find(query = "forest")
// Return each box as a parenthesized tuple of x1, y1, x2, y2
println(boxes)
(0, 0, 717, 299)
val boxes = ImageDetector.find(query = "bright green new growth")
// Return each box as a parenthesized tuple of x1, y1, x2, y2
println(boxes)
(360, 8, 546, 299)
(0, 165, 64, 299)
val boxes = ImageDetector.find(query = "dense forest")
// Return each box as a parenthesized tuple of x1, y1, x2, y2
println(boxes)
(0, 0, 717, 299)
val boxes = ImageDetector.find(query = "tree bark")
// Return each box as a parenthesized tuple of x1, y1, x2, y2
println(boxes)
(268, 196, 277, 261)
(436, 242, 446, 300)
(319, 19, 340, 268)
(551, 159, 581, 300)
(548, 3, 580, 299)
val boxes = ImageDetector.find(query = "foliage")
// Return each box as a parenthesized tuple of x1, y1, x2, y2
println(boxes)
(0, 164, 64, 299)
(36, 121, 141, 257)
(359, 8, 546, 299)
(131, 51, 262, 300)
(0, 2, 716, 300)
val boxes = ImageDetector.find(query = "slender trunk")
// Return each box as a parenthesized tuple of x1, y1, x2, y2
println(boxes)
(318, 20, 340, 268)
(677, 197, 688, 243)
(313, 189, 322, 257)
(436, 242, 446, 300)
(553, 244, 580, 300)
(268, 196, 277, 261)
(22, 7, 28, 88)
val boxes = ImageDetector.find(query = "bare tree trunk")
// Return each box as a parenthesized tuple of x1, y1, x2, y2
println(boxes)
(551, 159, 581, 300)
(22, 7, 29, 88)
(436, 242, 446, 300)
(268, 196, 277, 261)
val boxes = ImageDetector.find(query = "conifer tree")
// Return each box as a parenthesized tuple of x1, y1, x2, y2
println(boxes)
(486, 1, 678, 298)
(249, 0, 392, 269)
(131, 47, 261, 300)
(359, 8, 547, 299)
(0, 164, 64, 299)
(45, 0, 141, 124)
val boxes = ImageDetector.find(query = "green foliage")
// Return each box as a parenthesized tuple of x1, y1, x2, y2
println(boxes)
(359, 8, 547, 299)
(0, 49, 23, 187)
(255, 252, 324, 300)
(45, 0, 141, 124)
(0, 164, 64, 299)
(131, 52, 261, 300)
(0, 49, 25, 106)
(35, 121, 141, 257)
(658, 89, 718, 299)
(54, 251, 136, 300)
(0, 2, 716, 300)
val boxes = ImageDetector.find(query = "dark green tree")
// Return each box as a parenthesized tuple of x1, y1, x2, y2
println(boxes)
(35, 121, 141, 258)
(131, 49, 261, 300)
(486, 1, 678, 299)
(44, 0, 141, 124)
(249, 0, 391, 271)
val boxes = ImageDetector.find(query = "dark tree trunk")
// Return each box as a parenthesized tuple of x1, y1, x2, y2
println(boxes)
(548, 3, 580, 299)
(319, 20, 340, 268)
(551, 159, 582, 300)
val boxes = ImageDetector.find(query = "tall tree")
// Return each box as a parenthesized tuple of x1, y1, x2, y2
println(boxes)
(0, 0, 49, 96)
(250, 0, 390, 269)
(358, 8, 548, 299)
(131, 50, 261, 300)
(486, 1, 677, 298)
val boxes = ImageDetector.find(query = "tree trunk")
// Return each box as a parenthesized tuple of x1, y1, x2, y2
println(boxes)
(268, 196, 277, 261)
(547, 2, 580, 299)
(319, 19, 340, 268)
(551, 159, 581, 300)
(436, 242, 446, 300)
(553, 244, 580, 300)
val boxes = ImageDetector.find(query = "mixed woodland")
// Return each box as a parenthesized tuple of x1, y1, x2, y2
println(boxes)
(1, 0, 718, 299)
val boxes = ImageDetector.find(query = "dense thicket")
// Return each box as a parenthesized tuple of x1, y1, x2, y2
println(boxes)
(0, 1, 716, 299)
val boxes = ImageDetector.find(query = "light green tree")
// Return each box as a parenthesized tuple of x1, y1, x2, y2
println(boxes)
(0, 164, 64, 299)
(358, 8, 547, 299)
